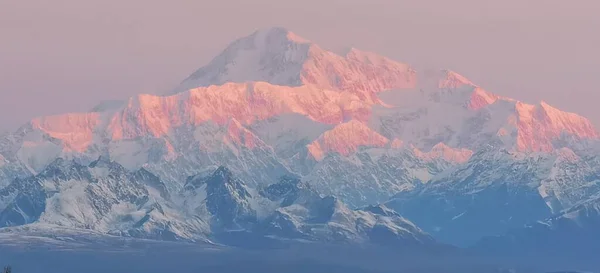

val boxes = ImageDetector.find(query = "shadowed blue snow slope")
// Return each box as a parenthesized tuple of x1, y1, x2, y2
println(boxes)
(184, 166, 438, 248)
(0, 159, 438, 250)
(385, 145, 600, 247)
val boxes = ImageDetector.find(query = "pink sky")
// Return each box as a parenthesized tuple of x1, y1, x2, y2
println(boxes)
(1, 0, 599, 131)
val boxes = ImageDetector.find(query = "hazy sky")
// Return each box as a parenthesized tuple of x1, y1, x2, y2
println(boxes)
(1, 0, 599, 132)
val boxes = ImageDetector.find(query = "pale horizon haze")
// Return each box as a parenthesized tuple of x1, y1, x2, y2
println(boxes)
(1, 0, 599, 132)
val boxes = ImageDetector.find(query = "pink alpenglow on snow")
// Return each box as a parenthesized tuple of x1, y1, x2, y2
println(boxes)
(176, 27, 417, 102)
(307, 120, 389, 161)
(514, 101, 599, 152)
(4, 28, 600, 174)
(30, 113, 101, 153)
(108, 82, 373, 141)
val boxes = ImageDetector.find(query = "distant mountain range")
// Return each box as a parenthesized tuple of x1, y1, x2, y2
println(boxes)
(0, 157, 436, 249)
(1, 27, 599, 261)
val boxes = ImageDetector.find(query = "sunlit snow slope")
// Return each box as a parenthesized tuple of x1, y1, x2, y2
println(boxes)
(1, 27, 600, 247)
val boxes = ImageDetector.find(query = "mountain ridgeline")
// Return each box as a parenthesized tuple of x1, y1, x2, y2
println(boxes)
(1, 27, 600, 261)
(0, 158, 437, 249)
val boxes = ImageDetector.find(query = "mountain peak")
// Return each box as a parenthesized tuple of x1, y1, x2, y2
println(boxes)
(212, 166, 233, 180)
(251, 27, 311, 44)
(172, 28, 416, 99)
(344, 47, 397, 66)
(514, 100, 599, 152)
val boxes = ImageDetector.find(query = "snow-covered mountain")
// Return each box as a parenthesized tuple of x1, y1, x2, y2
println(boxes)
(0, 159, 435, 248)
(0, 157, 202, 241)
(1, 27, 600, 247)
(173, 27, 416, 103)
(387, 144, 600, 246)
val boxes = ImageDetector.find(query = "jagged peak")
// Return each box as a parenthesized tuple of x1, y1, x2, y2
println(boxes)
(172, 28, 313, 93)
(185, 165, 249, 193)
(512, 100, 599, 152)
(88, 155, 111, 168)
(33, 157, 95, 182)
(211, 166, 234, 181)
(515, 99, 598, 135)
(468, 87, 499, 110)
(419, 69, 476, 90)
(440, 69, 476, 89)
(537, 100, 596, 131)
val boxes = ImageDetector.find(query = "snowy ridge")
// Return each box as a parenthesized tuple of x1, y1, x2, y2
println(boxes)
(1, 27, 600, 248)
(387, 146, 600, 246)
(2, 74, 595, 206)
(175, 27, 416, 102)
(0, 161, 435, 248)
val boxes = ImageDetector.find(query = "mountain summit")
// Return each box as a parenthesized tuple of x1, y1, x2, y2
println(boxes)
(1, 28, 600, 250)
(174, 27, 416, 102)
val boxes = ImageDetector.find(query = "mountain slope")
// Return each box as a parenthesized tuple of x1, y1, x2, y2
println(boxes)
(1, 27, 599, 248)
(256, 175, 435, 247)
(387, 146, 600, 246)
(0, 160, 436, 248)
(174, 27, 416, 102)
(0, 157, 201, 241)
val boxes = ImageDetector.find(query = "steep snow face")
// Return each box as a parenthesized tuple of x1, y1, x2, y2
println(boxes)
(174, 27, 417, 102)
(175, 27, 312, 93)
(307, 120, 389, 161)
(515, 101, 599, 152)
